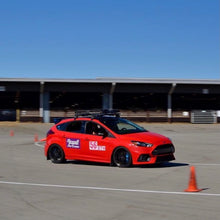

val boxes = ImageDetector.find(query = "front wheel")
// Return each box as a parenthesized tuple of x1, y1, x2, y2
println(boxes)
(112, 147, 132, 167)
(48, 144, 66, 163)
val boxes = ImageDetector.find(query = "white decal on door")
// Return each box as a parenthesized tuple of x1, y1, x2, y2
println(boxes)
(89, 141, 106, 151)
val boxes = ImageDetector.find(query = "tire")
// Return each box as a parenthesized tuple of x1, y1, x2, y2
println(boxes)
(112, 147, 132, 167)
(48, 144, 66, 163)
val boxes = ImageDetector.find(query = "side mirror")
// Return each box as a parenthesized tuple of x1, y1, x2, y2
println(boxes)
(99, 130, 108, 139)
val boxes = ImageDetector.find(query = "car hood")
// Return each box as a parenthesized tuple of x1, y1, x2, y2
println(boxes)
(121, 131, 171, 145)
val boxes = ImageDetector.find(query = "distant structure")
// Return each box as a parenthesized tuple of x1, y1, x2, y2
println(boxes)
(0, 78, 220, 123)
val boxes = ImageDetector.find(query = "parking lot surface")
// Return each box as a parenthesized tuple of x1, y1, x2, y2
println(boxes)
(0, 122, 220, 220)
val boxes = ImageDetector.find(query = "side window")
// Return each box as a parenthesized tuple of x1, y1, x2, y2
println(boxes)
(56, 122, 68, 131)
(65, 121, 83, 133)
(85, 122, 106, 136)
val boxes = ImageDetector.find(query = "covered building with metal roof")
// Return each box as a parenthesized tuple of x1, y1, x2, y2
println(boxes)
(0, 77, 220, 123)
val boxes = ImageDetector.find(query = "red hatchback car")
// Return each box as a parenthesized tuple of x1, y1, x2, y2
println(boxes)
(44, 110, 175, 167)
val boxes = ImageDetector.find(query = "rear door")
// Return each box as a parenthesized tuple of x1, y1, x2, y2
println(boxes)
(58, 120, 88, 160)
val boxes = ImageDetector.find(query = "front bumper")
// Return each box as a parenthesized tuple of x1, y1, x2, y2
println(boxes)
(133, 143, 175, 165)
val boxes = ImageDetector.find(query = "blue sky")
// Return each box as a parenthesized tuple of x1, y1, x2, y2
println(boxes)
(0, 0, 219, 79)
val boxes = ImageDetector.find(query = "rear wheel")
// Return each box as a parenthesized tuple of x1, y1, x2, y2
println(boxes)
(113, 147, 132, 167)
(48, 144, 66, 163)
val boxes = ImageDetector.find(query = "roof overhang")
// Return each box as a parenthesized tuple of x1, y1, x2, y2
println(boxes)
(0, 77, 220, 85)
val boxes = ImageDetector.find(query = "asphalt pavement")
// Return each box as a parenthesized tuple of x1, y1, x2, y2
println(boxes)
(0, 122, 220, 220)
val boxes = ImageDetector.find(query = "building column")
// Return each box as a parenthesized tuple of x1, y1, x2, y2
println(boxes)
(167, 83, 176, 123)
(43, 91, 50, 123)
(40, 82, 50, 123)
(167, 94, 172, 123)
(40, 82, 44, 122)
(102, 93, 112, 110)
(102, 82, 116, 110)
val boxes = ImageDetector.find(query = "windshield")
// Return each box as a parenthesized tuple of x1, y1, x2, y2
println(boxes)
(100, 117, 147, 134)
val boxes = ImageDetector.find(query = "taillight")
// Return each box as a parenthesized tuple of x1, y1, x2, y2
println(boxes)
(47, 129, 55, 137)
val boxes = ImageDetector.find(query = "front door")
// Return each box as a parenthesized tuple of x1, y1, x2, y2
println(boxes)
(83, 121, 115, 162)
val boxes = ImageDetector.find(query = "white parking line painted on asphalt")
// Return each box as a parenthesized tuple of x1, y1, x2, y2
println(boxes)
(34, 142, 45, 148)
(0, 180, 220, 197)
(191, 163, 220, 166)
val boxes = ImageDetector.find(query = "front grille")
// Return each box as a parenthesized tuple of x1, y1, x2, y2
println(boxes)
(156, 154, 175, 162)
(152, 144, 175, 155)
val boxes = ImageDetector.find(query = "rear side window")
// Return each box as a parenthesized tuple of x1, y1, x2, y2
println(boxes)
(57, 121, 83, 133)
(56, 123, 67, 131)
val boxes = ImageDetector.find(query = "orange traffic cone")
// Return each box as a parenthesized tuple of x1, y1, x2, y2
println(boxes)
(10, 130, 14, 136)
(184, 166, 202, 192)
(34, 134, 39, 142)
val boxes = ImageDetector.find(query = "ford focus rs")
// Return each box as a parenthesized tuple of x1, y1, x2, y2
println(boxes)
(44, 110, 175, 167)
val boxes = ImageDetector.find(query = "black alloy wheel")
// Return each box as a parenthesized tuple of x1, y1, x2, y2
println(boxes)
(113, 147, 132, 167)
(48, 144, 66, 163)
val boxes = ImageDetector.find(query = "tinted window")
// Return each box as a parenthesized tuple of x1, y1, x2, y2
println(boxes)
(57, 121, 83, 133)
(85, 121, 107, 136)
(56, 122, 68, 131)
(100, 117, 146, 134)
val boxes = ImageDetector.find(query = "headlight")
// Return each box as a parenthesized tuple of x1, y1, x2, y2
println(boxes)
(131, 141, 153, 147)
